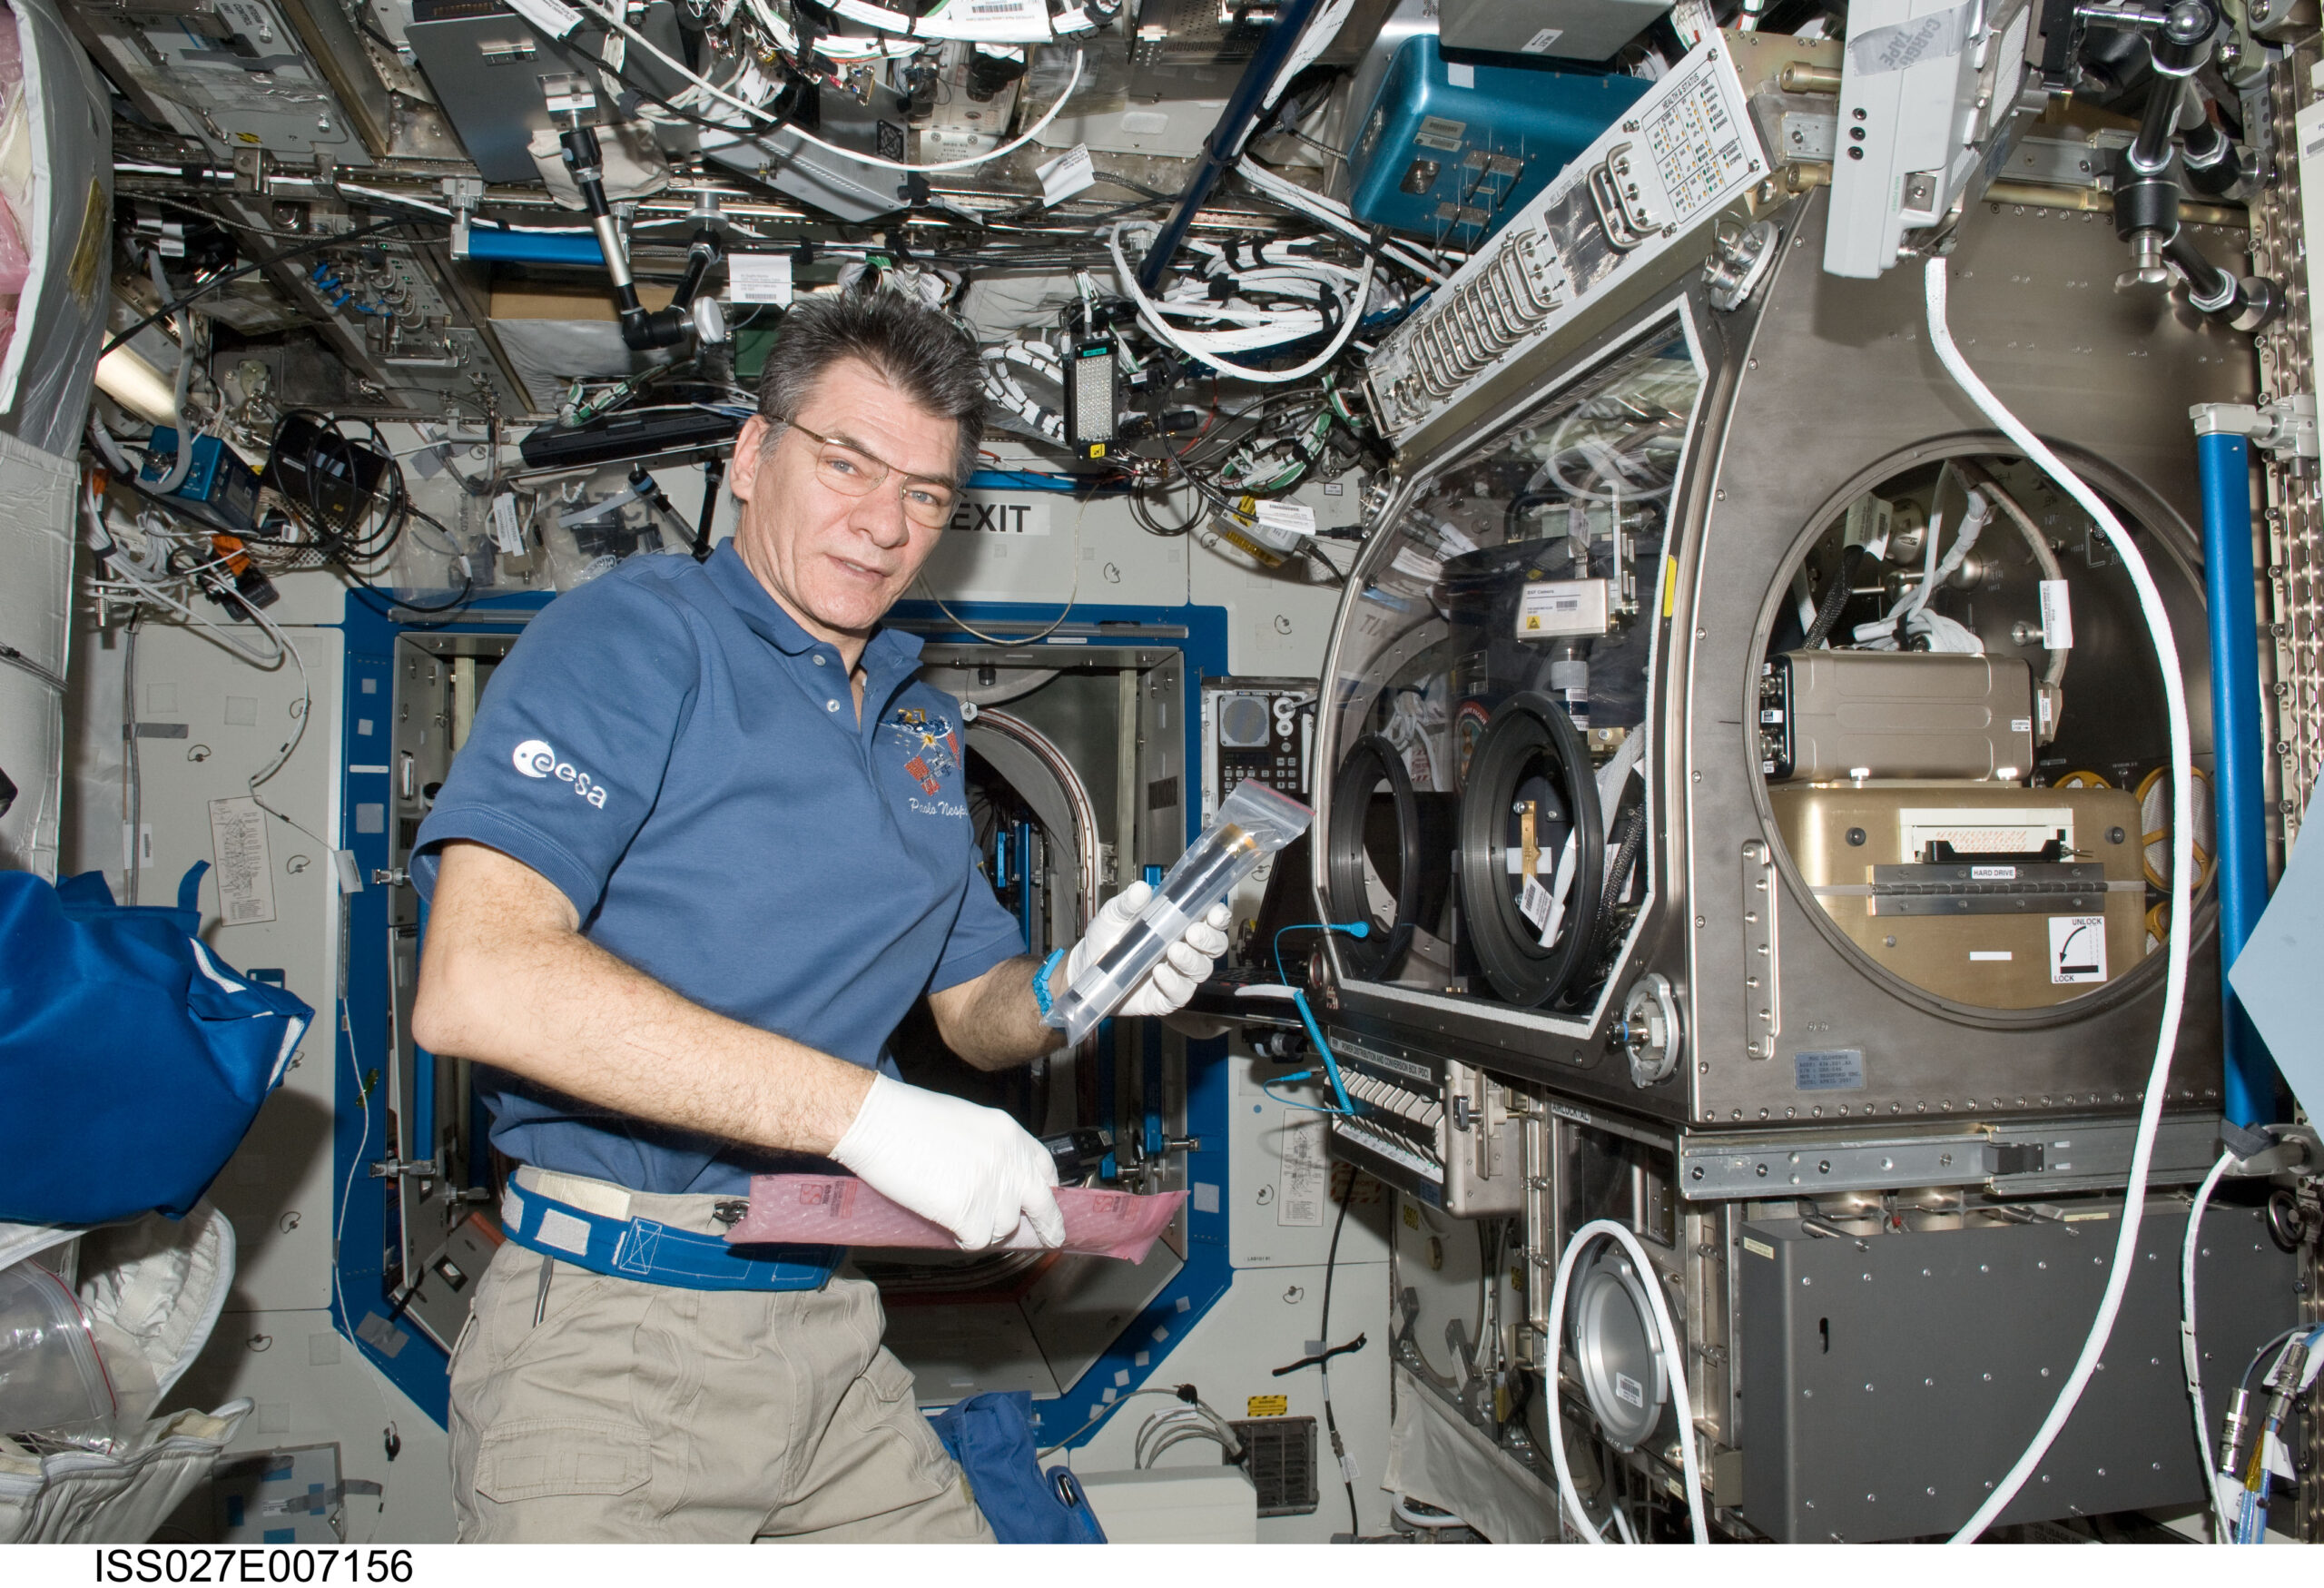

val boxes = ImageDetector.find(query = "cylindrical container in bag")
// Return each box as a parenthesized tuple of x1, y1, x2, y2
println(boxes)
(1046, 781, 1313, 1048)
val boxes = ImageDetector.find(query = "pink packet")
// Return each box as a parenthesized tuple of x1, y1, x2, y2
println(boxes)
(0, 200, 29, 295)
(727, 1175, 1187, 1263)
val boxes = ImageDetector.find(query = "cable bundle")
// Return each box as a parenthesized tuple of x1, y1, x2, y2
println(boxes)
(1108, 223, 1378, 386)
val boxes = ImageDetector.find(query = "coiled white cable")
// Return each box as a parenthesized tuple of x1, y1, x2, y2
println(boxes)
(1925, 253, 2193, 1544)
(82, 481, 287, 668)
(1108, 223, 1375, 385)
(1542, 1218, 1709, 1544)
(572, 0, 1085, 176)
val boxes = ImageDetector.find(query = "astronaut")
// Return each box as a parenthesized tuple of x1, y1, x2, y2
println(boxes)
(409, 291, 1226, 1542)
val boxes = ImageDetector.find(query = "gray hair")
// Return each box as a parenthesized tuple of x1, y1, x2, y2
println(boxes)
(756, 291, 987, 484)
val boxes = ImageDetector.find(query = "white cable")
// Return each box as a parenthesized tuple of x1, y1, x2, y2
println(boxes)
(574, 0, 1086, 175)
(88, 411, 137, 475)
(96, 545, 284, 668)
(335, 184, 589, 235)
(1391, 1497, 1472, 1530)
(1925, 253, 2194, 1544)
(773, 49, 1082, 173)
(2183, 1148, 2238, 1542)
(1233, 158, 1449, 283)
(1259, 0, 1354, 116)
(1108, 223, 1375, 385)
(913, 496, 1081, 642)
(330, 995, 372, 1379)
(143, 251, 198, 496)
(1542, 1219, 1709, 1544)
(1608, 1504, 1639, 1544)
(828, 0, 1101, 42)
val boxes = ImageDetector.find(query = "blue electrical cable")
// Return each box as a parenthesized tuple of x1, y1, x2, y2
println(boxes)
(1264, 922, 1370, 1115)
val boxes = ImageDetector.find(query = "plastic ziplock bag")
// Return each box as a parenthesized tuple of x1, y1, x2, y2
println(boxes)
(0, 1262, 116, 1453)
(1046, 780, 1312, 1047)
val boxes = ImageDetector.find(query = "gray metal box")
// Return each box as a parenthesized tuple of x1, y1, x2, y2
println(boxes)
(406, 1, 696, 183)
(1438, 0, 1673, 64)
(1737, 1202, 2295, 1542)
(1762, 650, 2035, 783)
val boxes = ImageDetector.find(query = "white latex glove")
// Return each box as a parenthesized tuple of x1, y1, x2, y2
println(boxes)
(1064, 880, 1233, 1018)
(829, 1073, 1065, 1251)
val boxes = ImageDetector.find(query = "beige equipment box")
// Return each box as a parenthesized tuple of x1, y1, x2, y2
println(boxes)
(1768, 782, 2147, 1010)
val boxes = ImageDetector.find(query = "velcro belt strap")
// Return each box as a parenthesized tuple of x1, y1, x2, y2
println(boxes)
(501, 1181, 837, 1292)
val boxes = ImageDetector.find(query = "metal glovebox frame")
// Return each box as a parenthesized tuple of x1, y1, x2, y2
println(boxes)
(1312, 190, 2245, 1138)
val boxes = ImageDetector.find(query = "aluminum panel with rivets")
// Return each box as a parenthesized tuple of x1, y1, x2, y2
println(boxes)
(1678, 192, 2240, 1130)
(1735, 1202, 2295, 1542)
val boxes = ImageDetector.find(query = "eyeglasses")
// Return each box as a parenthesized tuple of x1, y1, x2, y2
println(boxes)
(779, 418, 959, 530)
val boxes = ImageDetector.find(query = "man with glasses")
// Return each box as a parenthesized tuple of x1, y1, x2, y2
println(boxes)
(407, 291, 1227, 1541)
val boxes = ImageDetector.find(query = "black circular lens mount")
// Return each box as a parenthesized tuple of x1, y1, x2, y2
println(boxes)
(1326, 733, 1453, 980)
(1456, 691, 1605, 1007)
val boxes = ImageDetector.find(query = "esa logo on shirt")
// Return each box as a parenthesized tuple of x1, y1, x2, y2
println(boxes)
(511, 737, 608, 808)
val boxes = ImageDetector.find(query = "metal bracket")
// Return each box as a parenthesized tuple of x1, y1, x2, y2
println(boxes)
(369, 1156, 440, 1180)
(2191, 395, 2320, 459)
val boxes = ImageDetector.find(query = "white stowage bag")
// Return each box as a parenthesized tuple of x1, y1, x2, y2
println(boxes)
(0, 0, 110, 454)
(0, 1202, 252, 1543)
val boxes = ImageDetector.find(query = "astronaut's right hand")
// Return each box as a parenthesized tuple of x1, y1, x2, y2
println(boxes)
(829, 1072, 1066, 1250)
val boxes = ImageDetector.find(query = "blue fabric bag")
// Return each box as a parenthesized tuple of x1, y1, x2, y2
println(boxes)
(0, 863, 314, 1226)
(930, 1391, 1107, 1544)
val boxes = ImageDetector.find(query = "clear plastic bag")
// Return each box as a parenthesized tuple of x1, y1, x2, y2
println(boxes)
(0, 1261, 119, 1454)
(1046, 781, 1312, 1047)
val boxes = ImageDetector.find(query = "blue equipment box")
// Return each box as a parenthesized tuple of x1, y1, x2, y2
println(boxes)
(1346, 35, 1651, 247)
(140, 427, 261, 533)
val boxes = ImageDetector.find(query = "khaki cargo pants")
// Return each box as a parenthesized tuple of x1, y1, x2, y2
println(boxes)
(447, 1171, 993, 1543)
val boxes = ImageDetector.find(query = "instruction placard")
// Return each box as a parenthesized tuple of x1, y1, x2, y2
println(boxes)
(1516, 578, 1609, 637)
(490, 493, 524, 556)
(1277, 1115, 1327, 1228)
(208, 795, 277, 926)
(2049, 914, 2107, 984)
(2039, 579, 2073, 649)
(725, 252, 793, 306)
(1037, 144, 1095, 206)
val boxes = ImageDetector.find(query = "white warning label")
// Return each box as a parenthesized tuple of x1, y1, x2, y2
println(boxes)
(1516, 578, 1609, 637)
(1277, 1115, 1327, 1228)
(207, 795, 277, 925)
(2049, 914, 2106, 984)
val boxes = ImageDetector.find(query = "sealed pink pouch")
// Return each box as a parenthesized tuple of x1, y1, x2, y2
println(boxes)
(726, 1175, 1185, 1263)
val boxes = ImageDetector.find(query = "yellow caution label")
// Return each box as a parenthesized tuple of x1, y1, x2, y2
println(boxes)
(1742, 1237, 1776, 1259)
(1402, 1203, 1421, 1230)
(1661, 555, 1679, 618)
(67, 179, 108, 306)
(1246, 1395, 1289, 1418)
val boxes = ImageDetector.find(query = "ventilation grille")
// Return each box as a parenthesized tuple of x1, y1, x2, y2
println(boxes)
(1231, 1416, 1317, 1517)
(1218, 693, 1272, 746)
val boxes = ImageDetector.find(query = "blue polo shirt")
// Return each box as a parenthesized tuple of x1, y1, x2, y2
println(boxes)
(410, 544, 1027, 1195)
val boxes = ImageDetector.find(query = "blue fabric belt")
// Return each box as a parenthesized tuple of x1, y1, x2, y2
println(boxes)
(500, 1180, 837, 1293)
